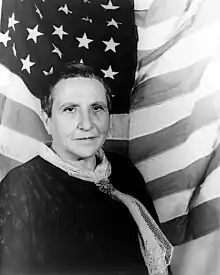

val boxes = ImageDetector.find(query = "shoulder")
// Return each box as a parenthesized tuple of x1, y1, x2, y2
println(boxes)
(0, 156, 47, 195)
(105, 151, 160, 223)
(105, 151, 139, 174)
(105, 151, 146, 191)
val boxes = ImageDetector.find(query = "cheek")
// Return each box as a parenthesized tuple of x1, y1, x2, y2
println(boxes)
(97, 115, 110, 136)
(51, 116, 77, 138)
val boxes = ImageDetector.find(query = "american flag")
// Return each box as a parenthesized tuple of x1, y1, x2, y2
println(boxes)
(0, 0, 136, 179)
(132, 0, 220, 274)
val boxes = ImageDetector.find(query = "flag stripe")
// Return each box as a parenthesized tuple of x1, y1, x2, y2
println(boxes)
(137, 20, 220, 82)
(194, 168, 220, 208)
(130, 92, 195, 139)
(136, 0, 187, 28)
(160, 215, 188, 245)
(130, 53, 220, 139)
(136, 120, 220, 183)
(154, 188, 194, 223)
(108, 114, 129, 140)
(144, 154, 213, 200)
(0, 95, 50, 142)
(134, 0, 155, 11)
(0, 65, 41, 115)
(130, 89, 220, 162)
(131, 58, 208, 110)
(0, 125, 42, 162)
(0, 153, 21, 181)
(186, 197, 220, 242)
(137, 16, 179, 50)
(136, 0, 220, 49)
(161, 197, 220, 244)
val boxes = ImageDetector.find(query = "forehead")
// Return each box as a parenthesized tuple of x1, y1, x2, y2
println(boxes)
(52, 77, 107, 106)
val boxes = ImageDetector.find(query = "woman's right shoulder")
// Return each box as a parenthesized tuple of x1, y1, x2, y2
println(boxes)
(0, 156, 44, 191)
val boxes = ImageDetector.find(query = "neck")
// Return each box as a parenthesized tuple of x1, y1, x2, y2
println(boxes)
(51, 144, 97, 172)
(75, 156, 97, 171)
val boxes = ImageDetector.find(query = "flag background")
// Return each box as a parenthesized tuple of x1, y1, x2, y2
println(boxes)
(133, 0, 220, 274)
(1, 0, 220, 274)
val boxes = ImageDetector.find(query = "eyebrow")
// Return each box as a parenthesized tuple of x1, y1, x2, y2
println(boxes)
(59, 101, 107, 109)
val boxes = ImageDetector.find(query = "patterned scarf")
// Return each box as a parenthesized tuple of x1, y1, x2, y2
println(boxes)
(38, 144, 173, 275)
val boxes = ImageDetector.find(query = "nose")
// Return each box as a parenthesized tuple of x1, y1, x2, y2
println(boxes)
(78, 110, 93, 131)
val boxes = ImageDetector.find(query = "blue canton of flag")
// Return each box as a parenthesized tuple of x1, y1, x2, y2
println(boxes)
(0, 0, 137, 114)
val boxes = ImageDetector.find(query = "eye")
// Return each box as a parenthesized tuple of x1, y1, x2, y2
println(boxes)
(63, 106, 76, 113)
(92, 105, 106, 112)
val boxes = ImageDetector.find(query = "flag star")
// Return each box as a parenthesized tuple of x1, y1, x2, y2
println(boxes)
(8, 13, 19, 31)
(103, 37, 120, 53)
(82, 16, 93, 23)
(107, 18, 121, 28)
(0, 30, 11, 47)
(27, 25, 43, 43)
(76, 33, 93, 49)
(52, 25, 68, 40)
(43, 67, 54, 75)
(101, 0, 119, 10)
(21, 55, 35, 74)
(101, 66, 118, 79)
(12, 43, 17, 57)
(35, 5, 43, 20)
(52, 44, 63, 58)
(58, 4, 72, 14)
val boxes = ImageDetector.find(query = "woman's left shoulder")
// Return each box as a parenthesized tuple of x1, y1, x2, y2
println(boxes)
(105, 151, 160, 223)
(105, 151, 137, 171)
(105, 151, 145, 191)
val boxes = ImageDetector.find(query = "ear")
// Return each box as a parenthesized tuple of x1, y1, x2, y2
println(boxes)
(41, 110, 51, 135)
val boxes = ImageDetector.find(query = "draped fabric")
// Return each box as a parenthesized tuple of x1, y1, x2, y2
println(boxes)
(132, 0, 220, 274)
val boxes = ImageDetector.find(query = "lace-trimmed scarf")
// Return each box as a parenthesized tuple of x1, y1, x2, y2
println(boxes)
(38, 144, 173, 275)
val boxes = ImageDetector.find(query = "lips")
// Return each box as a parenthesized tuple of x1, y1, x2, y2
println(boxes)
(76, 137, 97, 140)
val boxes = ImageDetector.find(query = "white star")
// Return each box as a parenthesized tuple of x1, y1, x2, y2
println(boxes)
(101, 0, 119, 10)
(80, 58, 84, 64)
(52, 44, 62, 58)
(52, 25, 68, 40)
(103, 37, 120, 53)
(101, 66, 118, 79)
(0, 30, 11, 47)
(82, 16, 93, 23)
(58, 4, 72, 14)
(27, 25, 43, 43)
(21, 55, 35, 74)
(35, 5, 43, 20)
(8, 13, 19, 31)
(12, 43, 17, 57)
(43, 67, 54, 75)
(106, 18, 121, 29)
(76, 33, 93, 49)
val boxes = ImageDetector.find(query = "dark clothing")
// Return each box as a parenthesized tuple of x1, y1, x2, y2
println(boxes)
(0, 152, 159, 275)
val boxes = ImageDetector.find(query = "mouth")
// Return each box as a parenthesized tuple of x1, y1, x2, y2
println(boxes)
(76, 137, 97, 140)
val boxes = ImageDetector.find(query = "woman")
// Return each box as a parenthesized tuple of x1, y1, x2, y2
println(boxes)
(0, 63, 172, 275)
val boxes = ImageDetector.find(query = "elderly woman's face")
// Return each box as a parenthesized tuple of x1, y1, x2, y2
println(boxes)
(45, 77, 110, 161)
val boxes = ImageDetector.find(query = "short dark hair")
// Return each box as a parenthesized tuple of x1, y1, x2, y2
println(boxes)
(41, 62, 112, 117)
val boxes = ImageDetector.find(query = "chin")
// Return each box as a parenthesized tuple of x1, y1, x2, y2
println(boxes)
(70, 149, 98, 160)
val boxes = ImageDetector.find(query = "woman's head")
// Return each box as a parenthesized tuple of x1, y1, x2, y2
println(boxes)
(41, 62, 112, 117)
(41, 62, 112, 162)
